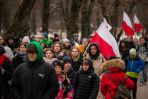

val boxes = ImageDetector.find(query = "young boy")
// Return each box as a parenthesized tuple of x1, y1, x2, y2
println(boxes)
(62, 56, 76, 83)
(73, 58, 99, 99)
(53, 60, 74, 99)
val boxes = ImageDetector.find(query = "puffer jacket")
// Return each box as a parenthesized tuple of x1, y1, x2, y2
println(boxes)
(100, 59, 135, 99)
(73, 59, 99, 99)
(10, 41, 59, 99)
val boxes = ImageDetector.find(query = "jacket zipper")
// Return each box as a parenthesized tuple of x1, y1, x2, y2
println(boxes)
(131, 59, 133, 71)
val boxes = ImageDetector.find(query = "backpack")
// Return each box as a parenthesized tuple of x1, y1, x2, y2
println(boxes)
(107, 75, 131, 99)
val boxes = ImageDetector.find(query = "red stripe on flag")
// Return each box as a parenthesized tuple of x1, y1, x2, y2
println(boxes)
(122, 21, 134, 36)
(90, 32, 116, 59)
(134, 23, 143, 32)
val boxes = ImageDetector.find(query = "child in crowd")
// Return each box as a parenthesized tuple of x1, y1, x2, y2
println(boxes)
(53, 60, 74, 99)
(73, 58, 99, 99)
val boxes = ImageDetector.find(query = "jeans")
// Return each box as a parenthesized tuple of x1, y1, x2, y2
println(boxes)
(129, 77, 138, 99)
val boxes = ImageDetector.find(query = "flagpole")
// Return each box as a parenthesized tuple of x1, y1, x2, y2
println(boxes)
(83, 43, 90, 57)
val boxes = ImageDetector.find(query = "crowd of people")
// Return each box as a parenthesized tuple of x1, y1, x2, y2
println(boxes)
(0, 32, 147, 99)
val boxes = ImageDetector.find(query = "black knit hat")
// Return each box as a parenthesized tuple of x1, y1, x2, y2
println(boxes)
(52, 60, 63, 69)
(62, 56, 72, 64)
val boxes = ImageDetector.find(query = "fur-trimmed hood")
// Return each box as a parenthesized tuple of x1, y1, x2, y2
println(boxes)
(100, 59, 125, 73)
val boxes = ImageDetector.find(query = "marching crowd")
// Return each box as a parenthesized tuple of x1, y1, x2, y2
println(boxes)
(0, 32, 148, 99)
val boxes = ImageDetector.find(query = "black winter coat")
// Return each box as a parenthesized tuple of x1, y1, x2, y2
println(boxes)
(71, 55, 83, 72)
(73, 70, 99, 99)
(0, 56, 13, 99)
(66, 68, 76, 84)
(12, 52, 26, 70)
(10, 60, 59, 99)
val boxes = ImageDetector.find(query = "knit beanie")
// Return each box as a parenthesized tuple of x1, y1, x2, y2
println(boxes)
(22, 36, 30, 43)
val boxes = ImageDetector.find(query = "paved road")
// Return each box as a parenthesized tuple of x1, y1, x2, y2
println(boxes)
(137, 82, 148, 99)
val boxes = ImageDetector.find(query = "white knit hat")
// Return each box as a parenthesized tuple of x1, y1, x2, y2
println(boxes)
(22, 36, 30, 43)
(63, 38, 70, 43)
(129, 48, 137, 56)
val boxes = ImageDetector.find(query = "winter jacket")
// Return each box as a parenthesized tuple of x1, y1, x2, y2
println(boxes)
(40, 38, 53, 47)
(66, 68, 76, 84)
(56, 75, 74, 99)
(87, 43, 105, 75)
(12, 52, 26, 69)
(0, 54, 13, 98)
(137, 44, 148, 61)
(10, 41, 59, 99)
(73, 60, 99, 99)
(100, 59, 135, 99)
(125, 56, 145, 78)
(71, 55, 83, 72)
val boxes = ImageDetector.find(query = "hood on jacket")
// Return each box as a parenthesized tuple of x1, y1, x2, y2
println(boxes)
(82, 58, 94, 72)
(88, 43, 100, 60)
(100, 59, 125, 73)
(28, 41, 43, 62)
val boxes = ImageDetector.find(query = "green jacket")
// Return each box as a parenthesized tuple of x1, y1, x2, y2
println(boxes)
(40, 38, 52, 47)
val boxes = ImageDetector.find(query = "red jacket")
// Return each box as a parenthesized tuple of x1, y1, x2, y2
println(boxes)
(101, 67, 135, 99)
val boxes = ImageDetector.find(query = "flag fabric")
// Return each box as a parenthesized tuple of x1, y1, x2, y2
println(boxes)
(122, 12, 134, 37)
(90, 22, 120, 59)
(134, 14, 143, 32)
(103, 17, 112, 31)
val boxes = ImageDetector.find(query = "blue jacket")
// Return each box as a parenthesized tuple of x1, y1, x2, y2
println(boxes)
(125, 56, 145, 73)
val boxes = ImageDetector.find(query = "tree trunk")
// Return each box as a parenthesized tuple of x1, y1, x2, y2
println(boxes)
(31, 11, 37, 34)
(60, 0, 83, 39)
(42, 0, 50, 33)
(81, 11, 91, 37)
(81, 0, 94, 37)
(6, 0, 36, 37)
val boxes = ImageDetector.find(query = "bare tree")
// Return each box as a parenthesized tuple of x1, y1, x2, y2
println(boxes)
(6, 0, 36, 37)
(42, 0, 50, 33)
(60, 0, 83, 39)
(81, 0, 94, 37)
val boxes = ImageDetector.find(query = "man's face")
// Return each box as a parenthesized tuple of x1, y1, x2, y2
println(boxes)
(140, 38, 145, 45)
(64, 62, 71, 72)
(28, 52, 37, 62)
(0, 36, 4, 45)
(90, 45, 97, 55)
(82, 64, 89, 71)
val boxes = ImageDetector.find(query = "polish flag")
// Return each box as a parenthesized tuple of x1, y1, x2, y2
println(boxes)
(90, 22, 120, 59)
(103, 17, 112, 31)
(134, 14, 143, 32)
(122, 12, 134, 37)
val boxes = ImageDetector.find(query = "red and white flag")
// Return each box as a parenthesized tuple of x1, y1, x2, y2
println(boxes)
(103, 17, 112, 31)
(134, 14, 143, 32)
(122, 12, 134, 37)
(90, 22, 120, 59)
